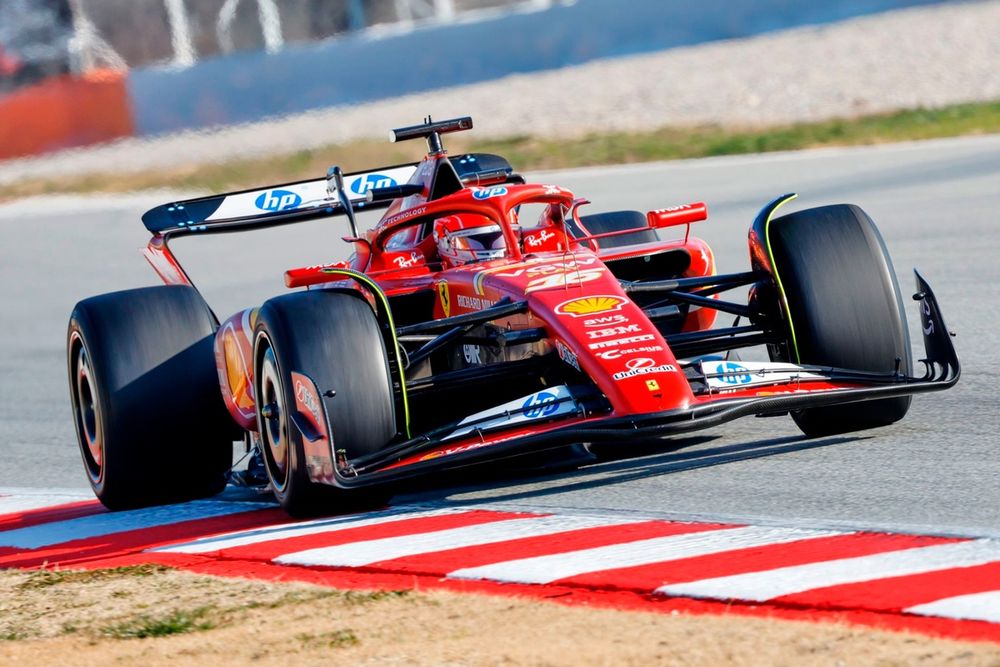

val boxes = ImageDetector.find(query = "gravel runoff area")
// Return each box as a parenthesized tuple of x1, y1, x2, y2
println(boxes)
(1, 0, 998, 186)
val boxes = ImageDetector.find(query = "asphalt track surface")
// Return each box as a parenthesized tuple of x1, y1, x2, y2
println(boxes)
(1, 135, 998, 538)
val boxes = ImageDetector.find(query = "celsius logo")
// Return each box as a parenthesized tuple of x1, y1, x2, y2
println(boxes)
(350, 173, 398, 195)
(522, 391, 559, 419)
(255, 189, 302, 212)
(717, 361, 751, 385)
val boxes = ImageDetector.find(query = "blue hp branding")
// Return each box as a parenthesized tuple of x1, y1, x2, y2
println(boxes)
(350, 173, 398, 195)
(718, 361, 751, 385)
(522, 391, 559, 419)
(255, 189, 302, 212)
(473, 186, 508, 200)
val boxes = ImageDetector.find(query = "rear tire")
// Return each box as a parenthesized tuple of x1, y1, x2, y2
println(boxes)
(577, 210, 658, 249)
(766, 204, 912, 437)
(253, 290, 396, 516)
(67, 286, 237, 510)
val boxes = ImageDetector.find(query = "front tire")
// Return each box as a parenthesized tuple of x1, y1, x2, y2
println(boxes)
(766, 204, 912, 437)
(253, 290, 396, 516)
(67, 286, 237, 509)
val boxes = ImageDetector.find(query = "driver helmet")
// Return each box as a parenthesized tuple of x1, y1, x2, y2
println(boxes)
(433, 214, 506, 267)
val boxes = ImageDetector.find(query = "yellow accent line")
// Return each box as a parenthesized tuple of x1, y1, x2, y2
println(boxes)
(314, 269, 411, 438)
(763, 194, 801, 362)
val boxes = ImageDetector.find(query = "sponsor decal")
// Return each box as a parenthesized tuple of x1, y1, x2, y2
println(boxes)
(305, 261, 349, 271)
(588, 334, 656, 350)
(437, 281, 450, 317)
(612, 357, 677, 381)
(700, 360, 826, 390)
(255, 189, 302, 212)
(583, 314, 629, 328)
(586, 324, 642, 340)
(473, 255, 598, 295)
(419, 440, 493, 462)
(495, 257, 599, 279)
(524, 229, 557, 248)
(543, 184, 563, 195)
(651, 203, 696, 214)
(444, 385, 577, 441)
(555, 341, 580, 371)
(522, 391, 560, 419)
(382, 206, 426, 226)
(556, 295, 627, 318)
(595, 344, 664, 361)
(463, 344, 482, 365)
(525, 268, 604, 293)
(473, 186, 508, 200)
(294, 377, 324, 429)
(456, 294, 496, 311)
(714, 361, 752, 385)
(922, 298, 934, 335)
(350, 173, 398, 195)
(391, 251, 422, 269)
(222, 330, 254, 411)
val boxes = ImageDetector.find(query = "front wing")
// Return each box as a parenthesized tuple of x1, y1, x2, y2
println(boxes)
(322, 271, 958, 488)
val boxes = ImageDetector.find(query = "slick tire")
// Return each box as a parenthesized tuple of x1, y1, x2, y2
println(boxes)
(577, 210, 658, 249)
(766, 204, 912, 437)
(253, 290, 395, 516)
(67, 286, 237, 510)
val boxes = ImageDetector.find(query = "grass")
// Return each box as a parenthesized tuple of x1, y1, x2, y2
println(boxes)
(296, 629, 360, 649)
(1, 100, 998, 202)
(100, 607, 215, 639)
(18, 564, 171, 590)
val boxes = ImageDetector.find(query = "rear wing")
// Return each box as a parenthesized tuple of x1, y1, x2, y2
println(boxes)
(141, 153, 515, 238)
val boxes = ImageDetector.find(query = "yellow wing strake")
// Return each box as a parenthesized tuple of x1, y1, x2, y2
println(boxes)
(762, 193, 801, 362)
(313, 268, 411, 439)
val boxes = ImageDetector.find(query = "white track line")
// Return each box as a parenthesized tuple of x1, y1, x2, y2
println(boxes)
(0, 501, 258, 549)
(276, 514, 645, 568)
(449, 525, 841, 584)
(906, 591, 1000, 624)
(153, 507, 468, 554)
(0, 493, 95, 516)
(657, 539, 1000, 602)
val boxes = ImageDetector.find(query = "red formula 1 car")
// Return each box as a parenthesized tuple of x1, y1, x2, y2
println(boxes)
(67, 117, 959, 514)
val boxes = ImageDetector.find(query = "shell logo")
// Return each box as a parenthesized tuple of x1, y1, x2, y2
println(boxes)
(555, 295, 627, 318)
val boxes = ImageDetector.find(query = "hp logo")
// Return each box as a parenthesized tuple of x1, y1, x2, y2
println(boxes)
(350, 173, 398, 195)
(473, 186, 508, 200)
(255, 189, 302, 212)
(718, 361, 751, 385)
(522, 391, 559, 419)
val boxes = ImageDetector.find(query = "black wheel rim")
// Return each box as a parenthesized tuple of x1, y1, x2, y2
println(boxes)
(71, 336, 103, 483)
(257, 341, 290, 493)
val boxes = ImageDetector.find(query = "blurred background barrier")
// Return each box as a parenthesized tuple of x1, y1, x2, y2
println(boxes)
(0, 69, 133, 160)
(1, 0, 948, 157)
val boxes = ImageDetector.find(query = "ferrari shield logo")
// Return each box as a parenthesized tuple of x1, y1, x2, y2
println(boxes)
(437, 281, 450, 317)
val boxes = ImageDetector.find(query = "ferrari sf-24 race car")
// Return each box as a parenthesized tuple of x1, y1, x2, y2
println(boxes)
(67, 116, 959, 515)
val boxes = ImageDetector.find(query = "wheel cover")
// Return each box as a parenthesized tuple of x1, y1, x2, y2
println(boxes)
(72, 339, 103, 483)
(258, 343, 290, 492)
